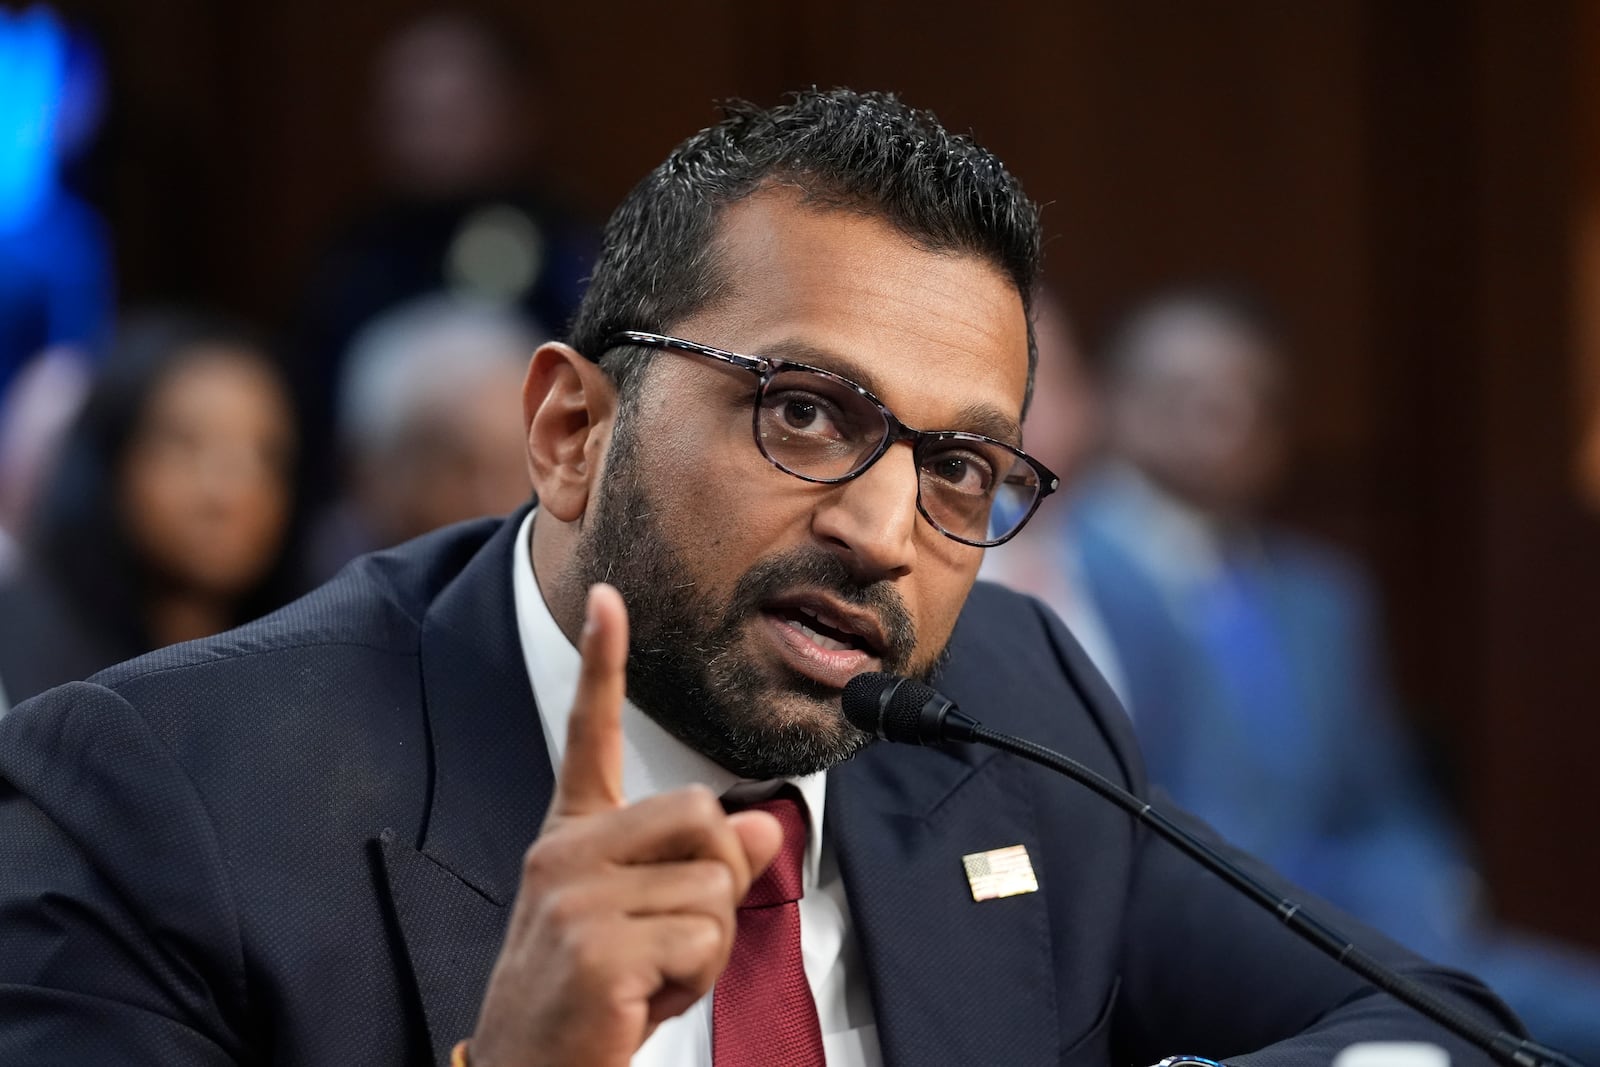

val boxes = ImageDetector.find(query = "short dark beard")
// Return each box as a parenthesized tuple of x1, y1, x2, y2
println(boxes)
(572, 412, 942, 779)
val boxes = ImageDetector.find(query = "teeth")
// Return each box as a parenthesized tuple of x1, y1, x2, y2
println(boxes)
(803, 607, 842, 631)
(793, 619, 852, 652)
(798, 606, 855, 640)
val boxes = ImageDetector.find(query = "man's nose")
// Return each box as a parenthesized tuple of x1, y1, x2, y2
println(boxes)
(809, 441, 920, 580)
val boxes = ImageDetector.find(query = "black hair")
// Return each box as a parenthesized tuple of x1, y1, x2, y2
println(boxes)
(28, 310, 306, 657)
(568, 88, 1044, 407)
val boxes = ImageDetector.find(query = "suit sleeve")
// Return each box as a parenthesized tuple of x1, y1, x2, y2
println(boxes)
(0, 682, 247, 1065)
(1026, 597, 1524, 1067)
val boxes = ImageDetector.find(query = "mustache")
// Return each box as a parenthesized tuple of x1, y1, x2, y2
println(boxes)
(723, 545, 918, 671)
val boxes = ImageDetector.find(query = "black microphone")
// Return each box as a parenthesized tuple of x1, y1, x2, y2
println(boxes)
(841, 672, 1585, 1067)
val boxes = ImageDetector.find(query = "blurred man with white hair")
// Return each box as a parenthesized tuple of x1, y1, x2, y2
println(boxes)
(311, 295, 540, 577)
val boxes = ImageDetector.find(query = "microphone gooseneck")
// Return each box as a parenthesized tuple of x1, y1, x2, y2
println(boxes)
(840, 672, 1585, 1067)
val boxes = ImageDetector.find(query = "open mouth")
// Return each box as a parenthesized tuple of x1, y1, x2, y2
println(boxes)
(759, 593, 889, 688)
(772, 603, 874, 652)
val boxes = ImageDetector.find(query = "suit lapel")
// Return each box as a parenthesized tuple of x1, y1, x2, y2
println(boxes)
(375, 511, 556, 1065)
(370, 515, 1068, 1065)
(830, 668, 1061, 1065)
(376, 832, 510, 1066)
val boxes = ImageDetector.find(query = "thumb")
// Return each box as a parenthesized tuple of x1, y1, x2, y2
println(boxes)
(726, 809, 784, 886)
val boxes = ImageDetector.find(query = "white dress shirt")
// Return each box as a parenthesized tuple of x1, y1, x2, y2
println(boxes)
(511, 511, 882, 1065)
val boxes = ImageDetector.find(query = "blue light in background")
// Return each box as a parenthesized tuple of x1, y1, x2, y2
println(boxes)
(0, 6, 68, 234)
(0, 4, 112, 391)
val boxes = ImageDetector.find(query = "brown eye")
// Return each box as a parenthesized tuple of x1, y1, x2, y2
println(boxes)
(783, 398, 819, 429)
(761, 389, 847, 441)
(925, 449, 997, 495)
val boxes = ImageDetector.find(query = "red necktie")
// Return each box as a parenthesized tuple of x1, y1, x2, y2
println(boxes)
(712, 788, 826, 1067)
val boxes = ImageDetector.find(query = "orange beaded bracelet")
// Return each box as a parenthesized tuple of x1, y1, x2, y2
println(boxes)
(451, 1039, 471, 1067)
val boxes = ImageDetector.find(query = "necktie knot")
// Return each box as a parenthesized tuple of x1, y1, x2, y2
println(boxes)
(728, 788, 808, 908)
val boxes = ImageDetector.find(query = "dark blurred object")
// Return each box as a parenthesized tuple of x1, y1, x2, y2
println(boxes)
(308, 294, 539, 580)
(1069, 285, 1600, 1062)
(0, 311, 302, 705)
(289, 10, 595, 508)
(0, 6, 113, 406)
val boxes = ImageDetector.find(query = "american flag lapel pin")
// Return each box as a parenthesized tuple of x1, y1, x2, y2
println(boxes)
(962, 844, 1039, 901)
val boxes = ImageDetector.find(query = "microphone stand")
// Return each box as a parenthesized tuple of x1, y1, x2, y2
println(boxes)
(965, 722, 1585, 1067)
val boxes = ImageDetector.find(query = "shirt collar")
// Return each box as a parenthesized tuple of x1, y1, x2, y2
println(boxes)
(511, 509, 827, 886)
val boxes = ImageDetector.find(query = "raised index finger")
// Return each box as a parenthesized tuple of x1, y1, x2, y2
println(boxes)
(551, 582, 630, 816)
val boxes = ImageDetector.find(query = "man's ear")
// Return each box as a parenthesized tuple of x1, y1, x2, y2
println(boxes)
(523, 342, 616, 521)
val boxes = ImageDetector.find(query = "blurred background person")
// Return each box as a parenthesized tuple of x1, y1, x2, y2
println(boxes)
(0, 311, 302, 707)
(308, 294, 538, 580)
(289, 9, 596, 510)
(1062, 285, 1600, 1062)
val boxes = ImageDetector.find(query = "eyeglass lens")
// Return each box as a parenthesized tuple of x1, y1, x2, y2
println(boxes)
(754, 367, 1041, 544)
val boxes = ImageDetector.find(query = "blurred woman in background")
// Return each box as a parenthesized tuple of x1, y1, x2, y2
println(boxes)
(0, 311, 302, 706)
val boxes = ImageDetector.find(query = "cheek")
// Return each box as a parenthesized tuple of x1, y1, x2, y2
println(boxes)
(120, 455, 190, 550)
(912, 541, 983, 654)
(654, 452, 805, 581)
(238, 480, 292, 545)
(636, 397, 801, 550)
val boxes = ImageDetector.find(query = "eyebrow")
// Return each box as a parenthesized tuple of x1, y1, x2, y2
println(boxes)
(757, 338, 887, 395)
(756, 337, 1024, 447)
(950, 403, 1023, 447)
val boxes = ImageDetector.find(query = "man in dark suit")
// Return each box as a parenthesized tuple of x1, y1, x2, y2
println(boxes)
(1070, 286, 1600, 1063)
(0, 90, 1519, 1066)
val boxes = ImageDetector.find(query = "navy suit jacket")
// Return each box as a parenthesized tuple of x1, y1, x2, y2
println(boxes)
(0, 511, 1517, 1066)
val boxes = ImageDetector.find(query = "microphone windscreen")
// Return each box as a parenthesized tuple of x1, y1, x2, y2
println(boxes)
(842, 672, 895, 733)
(843, 672, 941, 743)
